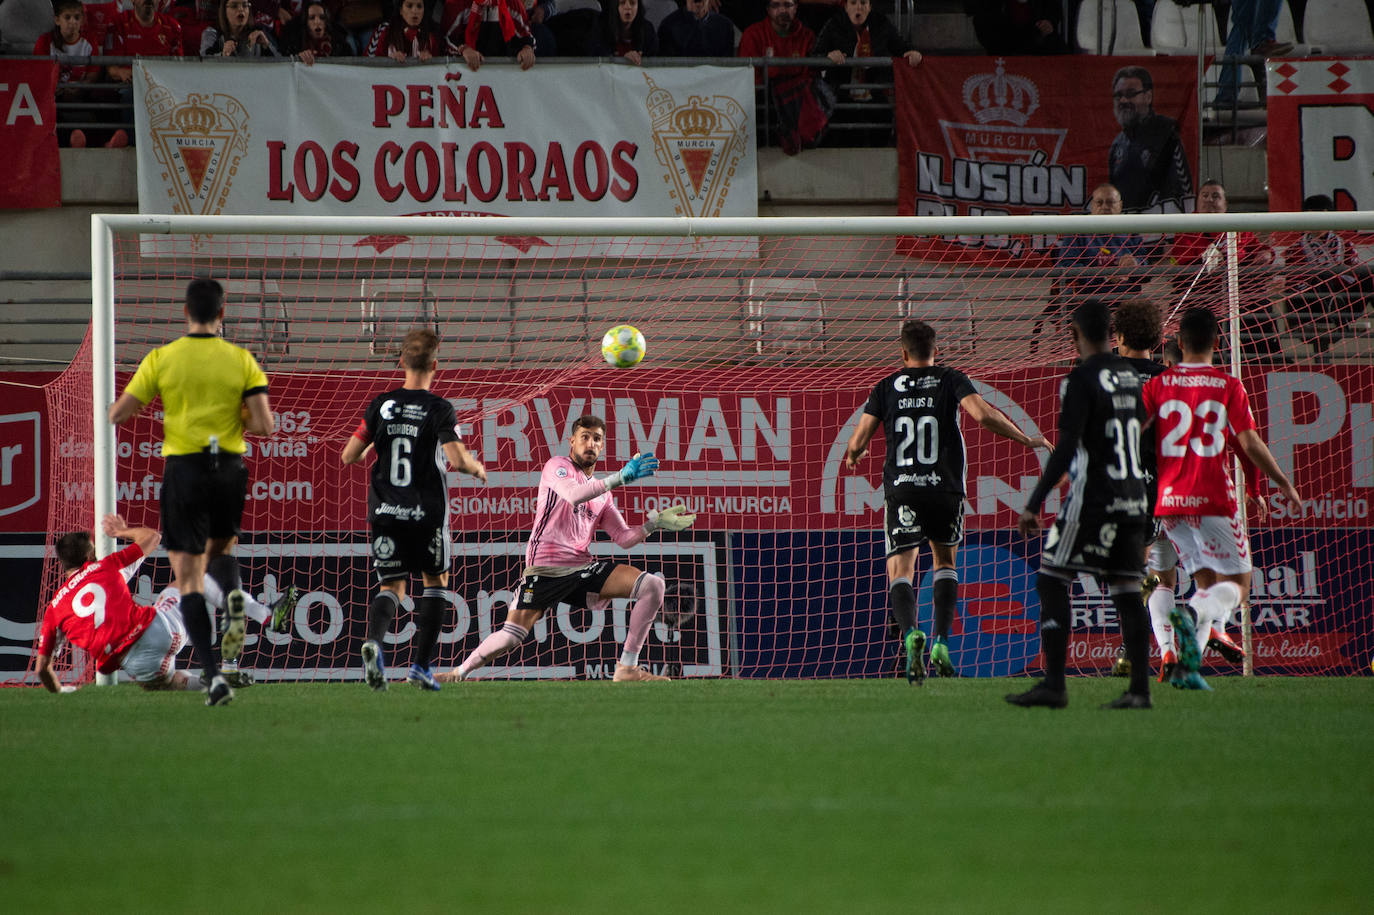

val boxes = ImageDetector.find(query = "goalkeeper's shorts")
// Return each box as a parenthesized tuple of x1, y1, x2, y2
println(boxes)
(515, 560, 615, 613)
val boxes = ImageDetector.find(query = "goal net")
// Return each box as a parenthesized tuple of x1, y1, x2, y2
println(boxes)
(33, 213, 1374, 683)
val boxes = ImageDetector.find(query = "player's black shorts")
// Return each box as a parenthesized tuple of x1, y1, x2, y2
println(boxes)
(161, 453, 248, 554)
(1040, 511, 1151, 581)
(884, 491, 964, 556)
(370, 520, 450, 583)
(514, 560, 616, 613)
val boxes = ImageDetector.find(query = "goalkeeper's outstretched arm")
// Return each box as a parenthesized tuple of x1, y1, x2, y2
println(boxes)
(551, 452, 661, 506)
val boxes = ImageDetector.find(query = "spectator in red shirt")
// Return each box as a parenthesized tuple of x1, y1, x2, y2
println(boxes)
(281, 0, 353, 61)
(453, 0, 535, 70)
(739, 0, 813, 82)
(739, 0, 831, 155)
(1168, 180, 1269, 269)
(79, 0, 123, 53)
(367, 0, 452, 60)
(1168, 179, 1283, 359)
(107, 0, 185, 84)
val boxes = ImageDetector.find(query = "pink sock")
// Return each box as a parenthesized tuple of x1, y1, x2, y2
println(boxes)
(458, 622, 528, 676)
(618, 573, 665, 668)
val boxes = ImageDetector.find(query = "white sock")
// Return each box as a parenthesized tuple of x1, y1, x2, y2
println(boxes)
(1147, 585, 1175, 655)
(241, 593, 269, 625)
(203, 576, 269, 625)
(619, 649, 640, 668)
(1187, 589, 1220, 655)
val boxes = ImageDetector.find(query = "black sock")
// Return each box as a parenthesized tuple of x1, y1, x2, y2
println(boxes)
(207, 553, 241, 595)
(180, 591, 217, 681)
(412, 589, 449, 670)
(366, 590, 399, 646)
(889, 577, 917, 634)
(1113, 587, 1151, 696)
(1036, 574, 1071, 691)
(932, 568, 958, 640)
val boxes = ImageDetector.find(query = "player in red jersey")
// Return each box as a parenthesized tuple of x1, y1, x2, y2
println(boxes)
(1141, 307, 1300, 689)
(36, 514, 203, 695)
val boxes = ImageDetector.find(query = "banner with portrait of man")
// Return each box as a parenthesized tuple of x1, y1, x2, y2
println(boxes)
(894, 56, 1199, 262)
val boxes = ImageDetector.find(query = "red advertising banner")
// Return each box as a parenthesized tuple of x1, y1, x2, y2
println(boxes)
(895, 56, 1199, 260)
(0, 61, 61, 209)
(1266, 58, 1374, 211)
(19, 365, 1366, 536)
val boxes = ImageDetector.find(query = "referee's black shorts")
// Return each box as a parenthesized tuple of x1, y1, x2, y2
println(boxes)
(161, 453, 248, 553)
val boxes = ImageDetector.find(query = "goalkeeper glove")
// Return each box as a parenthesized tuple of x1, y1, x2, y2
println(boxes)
(610, 452, 659, 488)
(646, 504, 695, 533)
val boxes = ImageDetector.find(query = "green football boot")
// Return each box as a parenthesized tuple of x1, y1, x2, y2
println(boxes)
(904, 629, 927, 685)
(929, 640, 956, 678)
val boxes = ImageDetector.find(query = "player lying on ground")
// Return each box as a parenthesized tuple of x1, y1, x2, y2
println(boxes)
(1141, 307, 1301, 690)
(438, 414, 694, 683)
(36, 516, 188, 694)
(37, 515, 300, 695)
(844, 319, 1049, 683)
(341, 328, 487, 692)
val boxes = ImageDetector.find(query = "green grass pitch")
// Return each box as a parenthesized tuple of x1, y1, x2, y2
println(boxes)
(2, 677, 1371, 912)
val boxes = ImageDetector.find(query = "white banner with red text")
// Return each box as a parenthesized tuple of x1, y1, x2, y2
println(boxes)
(1266, 57, 1374, 211)
(132, 61, 757, 257)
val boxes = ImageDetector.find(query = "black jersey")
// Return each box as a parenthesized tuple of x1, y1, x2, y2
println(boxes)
(1123, 355, 1166, 506)
(361, 387, 460, 527)
(863, 365, 978, 497)
(1108, 113, 1194, 212)
(1026, 352, 1149, 520)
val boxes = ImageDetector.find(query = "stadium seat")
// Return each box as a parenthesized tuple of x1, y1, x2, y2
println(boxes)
(1303, 0, 1374, 54)
(1150, 0, 1222, 54)
(1075, 0, 1153, 55)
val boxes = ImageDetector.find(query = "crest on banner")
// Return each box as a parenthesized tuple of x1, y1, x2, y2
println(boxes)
(142, 67, 250, 217)
(938, 58, 1067, 165)
(645, 74, 749, 218)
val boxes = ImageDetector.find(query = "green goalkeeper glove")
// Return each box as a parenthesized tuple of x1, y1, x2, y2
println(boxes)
(646, 505, 695, 533)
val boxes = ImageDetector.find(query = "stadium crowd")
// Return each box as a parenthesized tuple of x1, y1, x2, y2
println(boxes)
(5, 0, 1358, 149)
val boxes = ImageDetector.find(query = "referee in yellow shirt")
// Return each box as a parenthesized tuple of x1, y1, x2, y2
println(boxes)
(109, 279, 275, 706)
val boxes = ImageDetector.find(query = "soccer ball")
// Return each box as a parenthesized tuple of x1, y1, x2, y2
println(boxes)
(601, 324, 646, 368)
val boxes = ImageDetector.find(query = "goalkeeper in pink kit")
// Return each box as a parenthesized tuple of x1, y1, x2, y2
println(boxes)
(439, 414, 695, 682)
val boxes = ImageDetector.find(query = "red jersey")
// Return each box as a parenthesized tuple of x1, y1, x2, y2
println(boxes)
(81, 0, 124, 51)
(109, 9, 185, 56)
(738, 20, 816, 85)
(364, 23, 449, 57)
(37, 543, 155, 673)
(1169, 231, 1262, 266)
(1142, 363, 1257, 517)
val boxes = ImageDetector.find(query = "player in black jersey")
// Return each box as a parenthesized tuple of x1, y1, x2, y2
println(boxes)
(1108, 299, 1169, 679)
(341, 329, 487, 692)
(845, 320, 1049, 684)
(1010, 301, 1154, 709)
